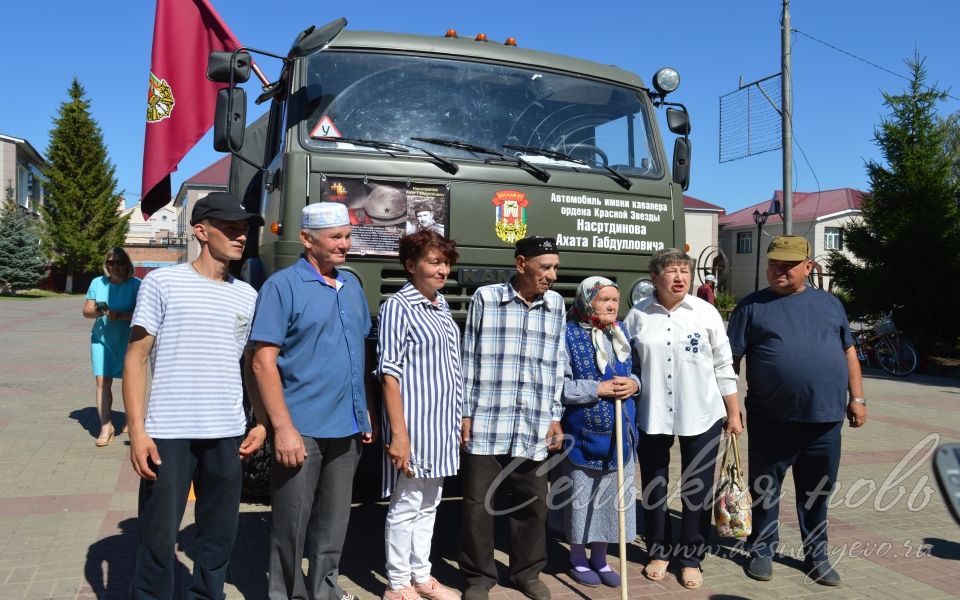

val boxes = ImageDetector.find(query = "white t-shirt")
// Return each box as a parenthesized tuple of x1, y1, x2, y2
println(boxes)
(131, 263, 257, 439)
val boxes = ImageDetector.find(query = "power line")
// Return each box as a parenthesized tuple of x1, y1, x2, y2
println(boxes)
(792, 28, 960, 103)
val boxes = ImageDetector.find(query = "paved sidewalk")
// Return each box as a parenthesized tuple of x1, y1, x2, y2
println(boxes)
(1, 295, 958, 599)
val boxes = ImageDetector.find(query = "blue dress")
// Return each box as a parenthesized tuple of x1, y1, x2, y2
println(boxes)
(86, 276, 141, 378)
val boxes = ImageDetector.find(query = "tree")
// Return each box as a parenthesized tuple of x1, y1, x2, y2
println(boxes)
(0, 184, 48, 293)
(830, 56, 960, 352)
(41, 78, 128, 292)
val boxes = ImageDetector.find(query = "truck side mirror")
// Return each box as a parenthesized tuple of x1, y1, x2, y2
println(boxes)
(666, 107, 690, 136)
(214, 88, 247, 152)
(289, 17, 347, 58)
(207, 51, 251, 84)
(672, 136, 691, 191)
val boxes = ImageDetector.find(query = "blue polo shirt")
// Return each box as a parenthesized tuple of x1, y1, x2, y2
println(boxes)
(250, 256, 372, 438)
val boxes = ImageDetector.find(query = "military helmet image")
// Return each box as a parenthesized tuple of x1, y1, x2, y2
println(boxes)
(364, 185, 408, 226)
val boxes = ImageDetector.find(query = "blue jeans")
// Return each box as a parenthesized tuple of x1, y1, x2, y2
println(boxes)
(132, 436, 243, 600)
(746, 414, 842, 562)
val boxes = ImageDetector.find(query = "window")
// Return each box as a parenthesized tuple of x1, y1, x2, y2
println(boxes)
(302, 51, 662, 178)
(737, 231, 752, 254)
(825, 227, 843, 250)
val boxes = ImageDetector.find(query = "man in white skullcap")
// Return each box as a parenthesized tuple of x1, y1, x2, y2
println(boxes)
(250, 202, 377, 600)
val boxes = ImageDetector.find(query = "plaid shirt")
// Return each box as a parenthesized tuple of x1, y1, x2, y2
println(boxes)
(462, 281, 565, 460)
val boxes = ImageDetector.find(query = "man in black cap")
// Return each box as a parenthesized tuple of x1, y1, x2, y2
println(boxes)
(459, 236, 565, 600)
(123, 192, 268, 599)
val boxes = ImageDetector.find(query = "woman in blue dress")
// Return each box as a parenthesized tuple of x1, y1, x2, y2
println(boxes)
(82, 248, 140, 446)
(549, 276, 640, 588)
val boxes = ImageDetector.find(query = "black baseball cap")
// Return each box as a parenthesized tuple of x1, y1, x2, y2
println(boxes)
(190, 192, 264, 226)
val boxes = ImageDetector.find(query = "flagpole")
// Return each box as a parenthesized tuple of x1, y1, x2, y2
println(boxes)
(252, 63, 270, 87)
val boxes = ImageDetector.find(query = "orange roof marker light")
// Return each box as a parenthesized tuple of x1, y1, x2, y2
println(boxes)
(475, 33, 488, 42)
(445, 29, 458, 38)
(504, 37, 518, 46)
(270, 221, 282, 235)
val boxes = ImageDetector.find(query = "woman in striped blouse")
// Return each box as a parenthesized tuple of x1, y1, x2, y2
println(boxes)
(376, 230, 463, 600)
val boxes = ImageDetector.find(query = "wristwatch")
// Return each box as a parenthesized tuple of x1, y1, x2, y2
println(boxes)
(849, 397, 867, 406)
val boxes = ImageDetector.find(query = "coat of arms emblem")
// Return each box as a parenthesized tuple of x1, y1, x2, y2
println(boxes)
(491, 190, 529, 244)
(146, 73, 175, 123)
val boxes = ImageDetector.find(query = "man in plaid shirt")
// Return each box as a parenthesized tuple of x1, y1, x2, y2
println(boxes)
(459, 236, 565, 600)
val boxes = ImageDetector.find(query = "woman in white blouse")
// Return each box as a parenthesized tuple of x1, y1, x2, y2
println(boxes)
(624, 248, 743, 590)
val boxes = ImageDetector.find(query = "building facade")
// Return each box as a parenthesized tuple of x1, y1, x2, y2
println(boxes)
(683, 194, 725, 287)
(718, 188, 864, 300)
(0, 133, 46, 214)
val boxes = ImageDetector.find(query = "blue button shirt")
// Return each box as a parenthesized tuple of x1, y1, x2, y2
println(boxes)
(250, 256, 372, 437)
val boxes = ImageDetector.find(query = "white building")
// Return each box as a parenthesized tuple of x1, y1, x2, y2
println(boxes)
(121, 202, 178, 245)
(718, 188, 865, 300)
(683, 194, 725, 286)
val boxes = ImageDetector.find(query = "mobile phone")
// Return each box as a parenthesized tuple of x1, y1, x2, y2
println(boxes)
(933, 443, 960, 525)
(95, 301, 109, 313)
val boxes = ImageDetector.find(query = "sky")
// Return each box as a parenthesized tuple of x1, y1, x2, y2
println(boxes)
(2, 1, 958, 215)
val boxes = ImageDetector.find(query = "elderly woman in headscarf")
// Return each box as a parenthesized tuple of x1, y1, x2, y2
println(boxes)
(549, 276, 640, 589)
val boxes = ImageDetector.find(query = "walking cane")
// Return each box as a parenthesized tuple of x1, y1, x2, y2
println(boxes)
(614, 396, 628, 599)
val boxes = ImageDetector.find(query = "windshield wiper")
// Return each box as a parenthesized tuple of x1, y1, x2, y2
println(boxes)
(503, 144, 632, 190)
(412, 136, 550, 183)
(315, 136, 459, 175)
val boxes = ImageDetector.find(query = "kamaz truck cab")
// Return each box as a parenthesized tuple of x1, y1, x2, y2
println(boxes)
(210, 18, 692, 319)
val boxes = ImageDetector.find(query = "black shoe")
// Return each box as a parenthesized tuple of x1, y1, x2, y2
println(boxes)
(745, 556, 773, 581)
(515, 579, 551, 600)
(463, 585, 490, 600)
(804, 559, 841, 586)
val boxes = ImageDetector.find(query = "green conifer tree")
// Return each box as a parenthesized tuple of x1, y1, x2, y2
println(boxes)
(41, 78, 128, 291)
(0, 184, 48, 293)
(830, 56, 960, 351)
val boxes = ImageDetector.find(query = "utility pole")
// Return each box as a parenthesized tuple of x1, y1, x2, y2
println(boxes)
(781, 0, 793, 234)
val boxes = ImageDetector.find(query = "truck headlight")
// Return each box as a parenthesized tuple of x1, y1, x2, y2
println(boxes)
(630, 279, 655, 306)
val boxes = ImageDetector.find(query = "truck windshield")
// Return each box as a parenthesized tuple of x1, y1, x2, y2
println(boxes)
(301, 50, 663, 178)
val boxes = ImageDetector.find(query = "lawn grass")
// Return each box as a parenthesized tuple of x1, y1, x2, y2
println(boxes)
(0, 289, 72, 300)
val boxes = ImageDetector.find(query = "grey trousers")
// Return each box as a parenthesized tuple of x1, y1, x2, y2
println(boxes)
(268, 435, 360, 600)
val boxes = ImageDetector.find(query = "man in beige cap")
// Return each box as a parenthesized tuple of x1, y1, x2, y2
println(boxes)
(250, 202, 377, 600)
(726, 234, 867, 586)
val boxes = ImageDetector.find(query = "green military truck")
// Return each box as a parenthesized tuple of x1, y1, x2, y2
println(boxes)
(210, 18, 690, 318)
(208, 18, 691, 498)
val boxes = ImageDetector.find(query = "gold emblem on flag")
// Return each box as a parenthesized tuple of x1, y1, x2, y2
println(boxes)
(146, 73, 175, 123)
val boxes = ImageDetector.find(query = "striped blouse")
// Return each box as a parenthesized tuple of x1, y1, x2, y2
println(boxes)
(376, 282, 464, 497)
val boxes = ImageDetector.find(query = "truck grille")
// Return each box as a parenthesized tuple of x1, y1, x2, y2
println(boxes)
(378, 268, 615, 319)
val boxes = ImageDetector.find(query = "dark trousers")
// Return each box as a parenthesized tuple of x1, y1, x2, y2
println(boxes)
(268, 435, 360, 600)
(132, 436, 243, 600)
(459, 453, 549, 588)
(747, 414, 842, 562)
(638, 419, 723, 569)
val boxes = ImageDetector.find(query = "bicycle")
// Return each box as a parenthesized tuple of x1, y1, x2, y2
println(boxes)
(850, 308, 919, 377)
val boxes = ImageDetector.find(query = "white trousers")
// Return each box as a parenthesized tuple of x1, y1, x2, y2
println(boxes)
(384, 475, 443, 589)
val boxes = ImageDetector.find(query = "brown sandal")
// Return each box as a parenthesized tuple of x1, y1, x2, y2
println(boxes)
(643, 560, 669, 581)
(95, 426, 115, 447)
(681, 567, 703, 589)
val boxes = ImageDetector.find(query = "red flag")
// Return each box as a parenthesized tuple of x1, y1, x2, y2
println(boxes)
(141, 0, 242, 217)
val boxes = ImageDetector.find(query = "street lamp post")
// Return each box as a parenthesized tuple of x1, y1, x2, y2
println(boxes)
(753, 209, 769, 292)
